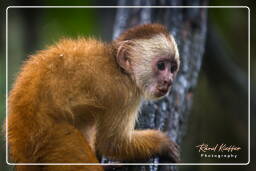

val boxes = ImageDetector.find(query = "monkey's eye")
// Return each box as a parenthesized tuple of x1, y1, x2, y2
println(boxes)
(170, 63, 177, 73)
(157, 62, 165, 71)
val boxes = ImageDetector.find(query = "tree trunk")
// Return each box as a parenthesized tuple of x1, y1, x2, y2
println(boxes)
(105, 1, 207, 170)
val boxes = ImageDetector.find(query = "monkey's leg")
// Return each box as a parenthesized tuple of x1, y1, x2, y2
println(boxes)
(42, 165, 103, 171)
(16, 165, 103, 171)
(38, 123, 103, 171)
(16, 165, 41, 171)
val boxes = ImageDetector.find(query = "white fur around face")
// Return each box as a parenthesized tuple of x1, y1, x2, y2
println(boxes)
(127, 33, 179, 99)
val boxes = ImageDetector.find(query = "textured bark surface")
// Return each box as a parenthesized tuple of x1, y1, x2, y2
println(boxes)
(104, 1, 207, 170)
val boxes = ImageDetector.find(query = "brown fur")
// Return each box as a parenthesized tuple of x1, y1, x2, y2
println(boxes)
(6, 24, 179, 171)
(115, 23, 170, 41)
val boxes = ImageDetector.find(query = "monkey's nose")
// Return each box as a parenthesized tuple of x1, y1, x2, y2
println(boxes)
(163, 79, 172, 88)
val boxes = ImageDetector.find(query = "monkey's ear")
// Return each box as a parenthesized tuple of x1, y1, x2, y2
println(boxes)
(115, 41, 132, 73)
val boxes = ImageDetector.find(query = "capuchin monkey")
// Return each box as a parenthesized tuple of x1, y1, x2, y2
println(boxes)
(6, 23, 180, 171)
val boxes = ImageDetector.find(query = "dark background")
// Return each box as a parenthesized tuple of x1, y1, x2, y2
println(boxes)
(0, 0, 255, 171)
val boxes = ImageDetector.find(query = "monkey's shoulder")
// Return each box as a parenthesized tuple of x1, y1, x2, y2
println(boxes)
(55, 38, 108, 55)
(25, 38, 114, 73)
(51, 38, 111, 63)
(53, 38, 117, 74)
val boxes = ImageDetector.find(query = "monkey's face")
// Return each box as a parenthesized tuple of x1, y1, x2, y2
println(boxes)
(129, 34, 180, 100)
(133, 55, 179, 100)
(148, 56, 179, 98)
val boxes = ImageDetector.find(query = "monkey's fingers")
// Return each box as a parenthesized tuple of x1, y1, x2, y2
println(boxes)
(169, 143, 181, 163)
(160, 141, 181, 163)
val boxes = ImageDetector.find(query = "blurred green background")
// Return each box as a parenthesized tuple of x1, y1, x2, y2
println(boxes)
(0, 1, 254, 171)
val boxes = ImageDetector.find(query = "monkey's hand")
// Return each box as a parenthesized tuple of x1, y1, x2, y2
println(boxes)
(158, 134, 180, 163)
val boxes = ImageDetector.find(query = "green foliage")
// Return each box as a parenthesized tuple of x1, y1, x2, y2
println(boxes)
(41, 8, 99, 46)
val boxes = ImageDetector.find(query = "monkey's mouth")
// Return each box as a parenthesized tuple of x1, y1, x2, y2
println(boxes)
(155, 86, 170, 97)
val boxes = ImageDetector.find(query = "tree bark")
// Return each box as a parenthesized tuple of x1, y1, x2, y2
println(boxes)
(105, 1, 208, 170)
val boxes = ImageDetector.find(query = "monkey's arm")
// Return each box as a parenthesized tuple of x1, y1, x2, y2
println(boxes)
(96, 115, 179, 162)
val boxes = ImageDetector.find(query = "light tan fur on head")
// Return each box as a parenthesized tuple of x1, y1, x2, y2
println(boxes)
(120, 33, 179, 99)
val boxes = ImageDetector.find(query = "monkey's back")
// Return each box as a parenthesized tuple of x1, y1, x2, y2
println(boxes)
(7, 38, 129, 164)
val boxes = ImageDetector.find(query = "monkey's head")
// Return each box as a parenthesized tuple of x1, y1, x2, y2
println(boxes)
(114, 24, 180, 100)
